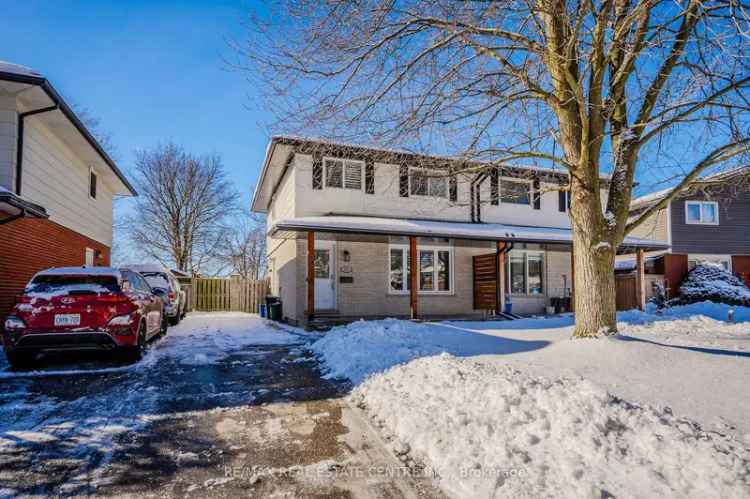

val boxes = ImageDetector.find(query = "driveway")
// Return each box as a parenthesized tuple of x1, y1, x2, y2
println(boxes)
(0, 314, 444, 498)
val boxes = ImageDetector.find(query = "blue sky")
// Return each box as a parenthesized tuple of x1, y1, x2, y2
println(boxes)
(1, 0, 267, 205)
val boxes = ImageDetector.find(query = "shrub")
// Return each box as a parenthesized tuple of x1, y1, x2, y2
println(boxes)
(672, 263, 750, 306)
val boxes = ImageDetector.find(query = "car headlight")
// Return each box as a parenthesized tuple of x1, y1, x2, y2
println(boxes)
(108, 314, 133, 326)
(4, 316, 26, 331)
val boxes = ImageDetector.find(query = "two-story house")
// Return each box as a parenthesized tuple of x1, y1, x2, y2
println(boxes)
(0, 61, 136, 318)
(252, 136, 666, 325)
(629, 166, 750, 282)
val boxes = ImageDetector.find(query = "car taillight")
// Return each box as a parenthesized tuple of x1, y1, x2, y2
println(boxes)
(4, 316, 26, 331)
(108, 314, 133, 326)
(168, 291, 175, 300)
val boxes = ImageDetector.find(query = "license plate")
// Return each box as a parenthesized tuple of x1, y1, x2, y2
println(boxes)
(54, 314, 80, 327)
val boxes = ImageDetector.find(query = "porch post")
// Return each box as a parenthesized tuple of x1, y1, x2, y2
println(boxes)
(409, 236, 418, 319)
(636, 248, 646, 311)
(307, 231, 315, 321)
(496, 241, 506, 314)
(570, 244, 575, 312)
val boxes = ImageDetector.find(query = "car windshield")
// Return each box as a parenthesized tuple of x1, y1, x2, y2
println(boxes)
(141, 272, 171, 290)
(26, 275, 120, 296)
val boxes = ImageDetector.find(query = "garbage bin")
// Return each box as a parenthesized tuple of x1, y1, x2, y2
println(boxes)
(266, 296, 282, 321)
(259, 304, 267, 318)
(504, 294, 512, 315)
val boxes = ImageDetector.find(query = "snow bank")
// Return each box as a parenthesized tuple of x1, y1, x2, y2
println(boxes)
(308, 319, 550, 384)
(353, 354, 750, 499)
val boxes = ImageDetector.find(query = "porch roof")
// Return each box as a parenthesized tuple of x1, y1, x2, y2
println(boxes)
(270, 215, 670, 253)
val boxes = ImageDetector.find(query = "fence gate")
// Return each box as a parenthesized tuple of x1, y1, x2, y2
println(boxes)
(190, 277, 269, 313)
(615, 274, 638, 311)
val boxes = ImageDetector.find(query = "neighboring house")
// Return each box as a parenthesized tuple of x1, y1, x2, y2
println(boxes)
(629, 166, 750, 281)
(251, 136, 665, 324)
(0, 62, 136, 318)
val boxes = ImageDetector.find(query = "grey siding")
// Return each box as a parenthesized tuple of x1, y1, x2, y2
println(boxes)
(670, 189, 750, 254)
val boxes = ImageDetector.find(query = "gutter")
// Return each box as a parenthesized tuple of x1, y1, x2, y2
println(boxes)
(0, 70, 137, 196)
(16, 104, 58, 195)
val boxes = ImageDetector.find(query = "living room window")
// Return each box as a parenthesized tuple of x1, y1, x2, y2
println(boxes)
(389, 241, 453, 294)
(508, 250, 544, 295)
(685, 201, 719, 225)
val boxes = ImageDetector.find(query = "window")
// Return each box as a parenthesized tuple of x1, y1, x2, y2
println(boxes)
(500, 179, 531, 205)
(324, 158, 363, 190)
(89, 168, 97, 199)
(410, 169, 447, 198)
(685, 201, 718, 224)
(507, 251, 544, 295)
(389, 242, 452, 294)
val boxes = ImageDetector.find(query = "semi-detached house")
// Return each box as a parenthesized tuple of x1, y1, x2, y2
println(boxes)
(0, 62, 136, 319)
(252, 136, 666, 325)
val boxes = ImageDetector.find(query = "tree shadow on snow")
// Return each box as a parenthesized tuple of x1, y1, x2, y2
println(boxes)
(616, 335, 750, 358)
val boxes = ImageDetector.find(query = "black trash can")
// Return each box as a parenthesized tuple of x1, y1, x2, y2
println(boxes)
(266, 296, 282, 321)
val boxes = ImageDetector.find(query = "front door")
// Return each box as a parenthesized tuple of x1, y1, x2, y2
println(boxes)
(314, 242, 336, 310)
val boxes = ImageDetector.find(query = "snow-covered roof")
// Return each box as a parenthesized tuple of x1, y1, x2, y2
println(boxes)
(631, 166, 750, 209)
(271, 215, 670, 252)
(32, 267, 122, 279)
(0, 188, 48, 219)
(0, 60, 42, 78)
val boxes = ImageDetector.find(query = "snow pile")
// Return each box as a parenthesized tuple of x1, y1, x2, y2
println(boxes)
(674, 265, 750, 306)
(352, 354, 750, 499)
(308, 319, 550, 384)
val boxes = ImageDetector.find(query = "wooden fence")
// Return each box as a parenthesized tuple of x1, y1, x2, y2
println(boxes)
(188, 277, 269, 313)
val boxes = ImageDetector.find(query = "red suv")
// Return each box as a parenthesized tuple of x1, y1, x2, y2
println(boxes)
(2, 267, 167, 367)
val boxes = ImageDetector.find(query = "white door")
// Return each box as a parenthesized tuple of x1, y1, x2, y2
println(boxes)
(314, 242, 336, 310)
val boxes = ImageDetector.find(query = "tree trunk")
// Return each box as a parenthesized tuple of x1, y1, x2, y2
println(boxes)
(572, 232, 617, 337)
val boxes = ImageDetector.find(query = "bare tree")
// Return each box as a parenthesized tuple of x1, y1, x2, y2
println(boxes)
(219, 213, 268, 279)
(238, 0, 750, 337)
(128, 143, 237, 274)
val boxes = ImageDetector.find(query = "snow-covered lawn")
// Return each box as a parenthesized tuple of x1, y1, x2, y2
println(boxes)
(311, 302, 750, 498)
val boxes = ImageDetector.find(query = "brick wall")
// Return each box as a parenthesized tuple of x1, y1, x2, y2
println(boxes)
(0, 217, 110, 319)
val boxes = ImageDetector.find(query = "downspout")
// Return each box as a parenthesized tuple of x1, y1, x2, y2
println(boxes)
(16, 105, 58, 195)
(470, 171, 489, 223)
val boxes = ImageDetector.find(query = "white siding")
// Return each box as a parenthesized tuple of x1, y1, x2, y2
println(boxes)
(0, 94, 17, 190)
(267, 164, 296, 229)
(20, 117, 114, 246)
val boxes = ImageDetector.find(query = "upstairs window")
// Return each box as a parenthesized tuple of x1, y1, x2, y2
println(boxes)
(89, 168, 98, 199)
(685, 201, 718, 225)
(500, 179, 531, 205)
(410, 169, 447, 198)
(324, 158, 363, 190)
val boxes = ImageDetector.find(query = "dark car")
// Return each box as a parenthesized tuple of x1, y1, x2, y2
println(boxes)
(123, 265, 186, 325)
(2, 267, 167, 367)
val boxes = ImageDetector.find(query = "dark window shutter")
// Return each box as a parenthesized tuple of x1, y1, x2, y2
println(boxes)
(399, 165, 409, 197)
(558, 190, 566, 212)
(365, 160, 375, 194)
(533, 177, 541, 209)
(312, 154, 323, 190)
(449, 175, 457, 202)
(490, 169, 499, 205)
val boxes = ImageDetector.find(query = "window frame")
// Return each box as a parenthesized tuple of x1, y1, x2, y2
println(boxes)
(323, 157, 364, 191)
(500, 177, 532, 206)
(685, 201, 719, 225)
(507, 250, 545, 296)
(409, 168, 448, 199)
(388, 240, 454, 295)
(88, 167, 98, 200)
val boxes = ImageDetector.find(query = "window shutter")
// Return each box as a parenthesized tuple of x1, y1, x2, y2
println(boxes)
(533, 177, 541, 209)
(365, 160, 375, 194)
(558, 190, 566, 212)
(449, 174, 457, 202)
(399, 165, 409, 197)
(490, 169, 499, 205)
(312, 154, 323, 190)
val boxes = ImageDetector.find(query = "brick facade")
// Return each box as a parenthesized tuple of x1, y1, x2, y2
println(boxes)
(0, 218, 110, 319)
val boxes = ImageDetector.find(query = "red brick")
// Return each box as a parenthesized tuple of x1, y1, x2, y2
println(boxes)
(0, 218, 110, 319)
